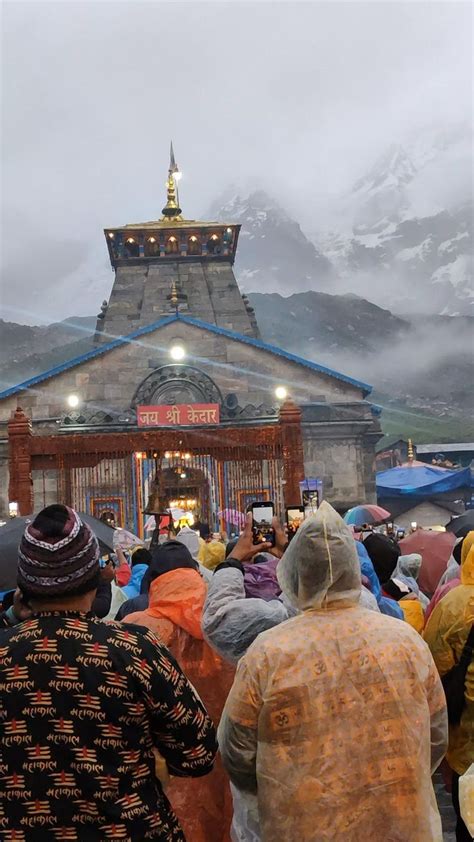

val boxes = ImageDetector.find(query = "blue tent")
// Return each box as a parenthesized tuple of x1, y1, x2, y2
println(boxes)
(377, 464, 471, 499)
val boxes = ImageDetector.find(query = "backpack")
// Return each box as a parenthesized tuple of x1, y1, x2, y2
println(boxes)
(442, 624, 474, 725)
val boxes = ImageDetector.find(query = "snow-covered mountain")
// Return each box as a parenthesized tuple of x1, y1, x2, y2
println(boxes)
(317, 125, 473, 315)
(210, 190, 335, 294)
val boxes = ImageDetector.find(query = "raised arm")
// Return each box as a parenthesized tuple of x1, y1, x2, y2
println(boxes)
(202, 564, 289, 663)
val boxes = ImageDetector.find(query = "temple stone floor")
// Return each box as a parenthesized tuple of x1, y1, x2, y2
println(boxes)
(434, 771, 457, 841)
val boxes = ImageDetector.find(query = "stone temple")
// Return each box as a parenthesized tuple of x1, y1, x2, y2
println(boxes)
(0, 146, 382, 531)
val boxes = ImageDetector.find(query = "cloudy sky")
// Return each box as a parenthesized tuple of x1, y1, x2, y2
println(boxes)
(1, 0, 471, 323)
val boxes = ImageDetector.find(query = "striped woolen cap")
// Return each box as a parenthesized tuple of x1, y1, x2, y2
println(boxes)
(18, 505, 100, 596)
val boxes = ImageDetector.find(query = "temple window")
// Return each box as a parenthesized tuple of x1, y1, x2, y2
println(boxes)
(188, 235, 201, 255)
(145, 235, 160, 256)
(124, 237, 139, 257)
(166, 236, 179, 254)
(207, 234, 221, 254)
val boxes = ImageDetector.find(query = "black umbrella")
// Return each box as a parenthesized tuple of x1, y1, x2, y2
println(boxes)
(0, 516, 34, 593)
(0, 511, 116, 593)
(446, 510, 474, 538)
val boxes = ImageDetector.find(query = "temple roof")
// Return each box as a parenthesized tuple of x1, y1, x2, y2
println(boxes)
(107, 219, 237, 231)
(0, 314, 372, 401)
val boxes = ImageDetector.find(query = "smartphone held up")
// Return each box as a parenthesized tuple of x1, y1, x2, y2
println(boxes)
(251, 501, 275, 546)
(286, 506, 305, 541)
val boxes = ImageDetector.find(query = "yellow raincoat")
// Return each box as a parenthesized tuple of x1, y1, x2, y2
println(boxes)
(424, 537, 474, 775)
(400, 596, 425, 633)
(218, 502, 448, 842)
(201, 539, 226, 570)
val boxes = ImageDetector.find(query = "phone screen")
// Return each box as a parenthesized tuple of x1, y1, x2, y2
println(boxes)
(251, 502, 275, 546)
(286, 506, 305, 540)
(302, 489, 319, 517)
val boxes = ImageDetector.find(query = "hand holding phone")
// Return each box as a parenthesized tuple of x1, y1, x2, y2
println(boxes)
(227, 513, 272, 562)
(251, 502, 275, 546)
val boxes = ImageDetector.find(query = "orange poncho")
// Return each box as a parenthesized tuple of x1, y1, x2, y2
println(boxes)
(126, 567, 234, 842)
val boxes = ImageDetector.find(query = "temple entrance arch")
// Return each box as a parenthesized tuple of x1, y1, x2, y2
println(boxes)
(8, 403, 305, 537)
(132, 365, 223, 409)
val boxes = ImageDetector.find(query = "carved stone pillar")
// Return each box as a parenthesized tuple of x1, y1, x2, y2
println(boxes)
(8, 407, 34, 515)
(279, 399, 305, 507)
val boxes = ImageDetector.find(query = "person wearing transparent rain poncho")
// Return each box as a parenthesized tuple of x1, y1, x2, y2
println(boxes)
(218, 502, 448, 842)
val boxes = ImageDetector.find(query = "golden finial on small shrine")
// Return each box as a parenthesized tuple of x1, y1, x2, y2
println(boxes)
(407, 438, 414, 464)
(161, 141, 183, 221)
(170, 279, 179, 312)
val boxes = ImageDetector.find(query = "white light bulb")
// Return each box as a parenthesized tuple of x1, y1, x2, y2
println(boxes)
(173, 170, 182, 181)
(170, 345, 185, 361)
(67, 394, 80, 408)
(275, 386, 288, 401)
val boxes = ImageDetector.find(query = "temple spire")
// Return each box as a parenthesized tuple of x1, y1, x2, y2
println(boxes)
(170, 141, 177, 173)
(407, 438, 414, 464)
(161, 141, 182, 221)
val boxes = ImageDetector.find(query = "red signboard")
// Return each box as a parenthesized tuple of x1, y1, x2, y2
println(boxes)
(137, 403, 220, 427)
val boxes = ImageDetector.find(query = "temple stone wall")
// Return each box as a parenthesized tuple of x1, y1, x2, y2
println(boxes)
(98, 260, 258, 341)
(302, 430, 375, 509)
(0, 321, 381, 516)
(0, 321, 365, 425)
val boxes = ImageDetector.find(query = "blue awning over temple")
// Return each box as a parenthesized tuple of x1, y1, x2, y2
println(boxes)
(376, 464, 472, 498)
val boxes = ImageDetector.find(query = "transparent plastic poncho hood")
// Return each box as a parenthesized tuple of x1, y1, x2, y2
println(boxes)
(277, 501, 361, 610)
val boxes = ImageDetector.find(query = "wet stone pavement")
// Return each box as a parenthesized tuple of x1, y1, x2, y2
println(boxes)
(434, 772, 457, 842)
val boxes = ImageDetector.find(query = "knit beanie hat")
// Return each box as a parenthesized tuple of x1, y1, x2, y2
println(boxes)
(18, 505, 100, 597)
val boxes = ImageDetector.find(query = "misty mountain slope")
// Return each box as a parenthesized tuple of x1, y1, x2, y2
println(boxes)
(326, 203, 473, 316)
(316, 125, 473, 315)
(372, 395, 474, 446)
(0, 317, 96, 390)
(249, 293, 473, 425)
(248, 291, 407, 354)
(212, 191, 335, 294)
(0, 298, 471, 444)
(0, 316, 96, 366)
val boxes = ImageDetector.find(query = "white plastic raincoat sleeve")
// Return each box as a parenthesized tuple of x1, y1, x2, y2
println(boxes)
(459, 763, 474, 836)
(202, 567, 291, 664)
(218, 652, 262, 792)
(419, 627, 448, 772)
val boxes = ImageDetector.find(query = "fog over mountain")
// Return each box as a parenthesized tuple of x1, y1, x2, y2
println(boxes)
(1, 1, 472, 441)
(211, 123, 472, 315)
(2, 1, 471, 322)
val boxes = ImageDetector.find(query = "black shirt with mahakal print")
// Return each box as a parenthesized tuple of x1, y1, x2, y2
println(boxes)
(0, 612, 217, 841)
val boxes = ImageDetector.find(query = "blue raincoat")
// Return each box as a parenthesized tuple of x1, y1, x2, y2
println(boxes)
(122, 563, 148, 599)
(355, 542, 404, 620)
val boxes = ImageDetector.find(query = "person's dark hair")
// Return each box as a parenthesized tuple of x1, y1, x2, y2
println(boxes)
(197, 522, 210, 540)
(453, 538, 463, 565)
(363, 532, 401, 585)
(131, 548, 152, 567)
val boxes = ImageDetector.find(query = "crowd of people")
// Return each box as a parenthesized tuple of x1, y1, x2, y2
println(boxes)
(0, 501, 473, 841)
